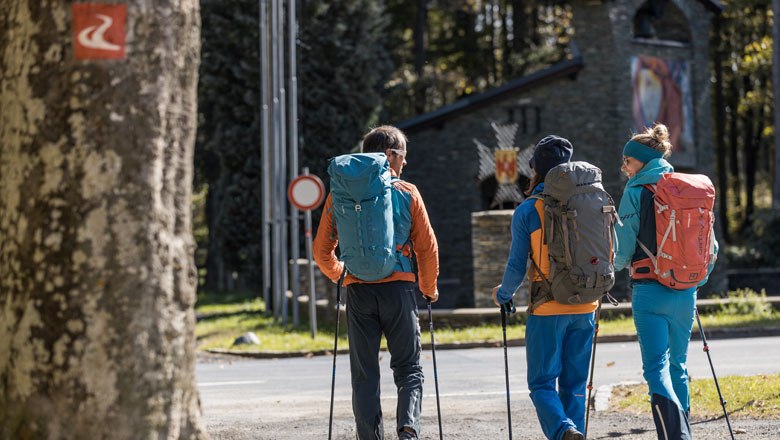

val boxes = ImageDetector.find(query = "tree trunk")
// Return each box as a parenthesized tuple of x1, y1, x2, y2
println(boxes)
(459, 7, 479, 87)
(413, 0, 427, 113)
(728, 76, 741, 210)
(773, 0, 780, 208)
(746, 99, 763, 226)
(501, 0, 511, 78)
(530, 3, 541, 46)
(0, 2, 207, 439)
(413, 0, 427, 77)
(713, 17, 729, 242)
(511, 0, 525, 75)
(203, 164, 226, 292)
(742, 76, 756, 230)
(488, 0, 498, 85)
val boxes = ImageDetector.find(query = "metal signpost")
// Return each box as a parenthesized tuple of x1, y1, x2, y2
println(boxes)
(287, 169, 325, 338)
(260, 0, 298, 323)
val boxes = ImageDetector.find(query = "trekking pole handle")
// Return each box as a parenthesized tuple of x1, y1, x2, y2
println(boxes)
(500, 299, 516, 314)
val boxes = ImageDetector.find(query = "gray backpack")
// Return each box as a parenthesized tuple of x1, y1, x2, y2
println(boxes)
(528, 161, 618, 311)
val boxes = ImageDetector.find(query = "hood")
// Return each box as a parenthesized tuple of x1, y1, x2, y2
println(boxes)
(626, 157, 674, 188)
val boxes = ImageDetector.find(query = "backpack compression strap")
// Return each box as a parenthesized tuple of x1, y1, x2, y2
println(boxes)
(527, 195, 554, 313)
(634, 183, 675, 277)
(528, 257, 554, 313)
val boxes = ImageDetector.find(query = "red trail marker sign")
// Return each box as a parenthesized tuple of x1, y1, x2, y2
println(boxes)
(73, 3, 127, 60)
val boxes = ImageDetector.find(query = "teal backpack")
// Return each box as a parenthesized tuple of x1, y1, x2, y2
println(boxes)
(327, 153, 412, 281)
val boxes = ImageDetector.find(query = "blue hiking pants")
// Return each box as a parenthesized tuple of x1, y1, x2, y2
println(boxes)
(346, 281, 423, 440)
(632, 282, 696, 439)
(526, 312, 595, 440)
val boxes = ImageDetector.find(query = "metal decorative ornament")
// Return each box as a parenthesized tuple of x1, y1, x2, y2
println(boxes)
(475, 122, 535, 208)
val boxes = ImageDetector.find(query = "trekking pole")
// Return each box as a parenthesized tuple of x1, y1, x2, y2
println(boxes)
(328, 269, 347, 440)
(500, 300, 516, 440)
(694, 305, 735, 440)
(427, 298, 444, 440)
(584, 299, 603, 440)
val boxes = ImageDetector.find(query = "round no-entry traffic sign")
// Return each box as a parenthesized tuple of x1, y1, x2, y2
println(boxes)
(287, 174, 325, 211)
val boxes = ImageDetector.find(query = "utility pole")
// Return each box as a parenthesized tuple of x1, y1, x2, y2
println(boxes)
(288, 0, 301, 326)
(260, 0, 300, 322)
(260, 0, 272, 316)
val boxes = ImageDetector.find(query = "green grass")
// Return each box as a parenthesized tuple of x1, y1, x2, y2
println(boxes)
(194, 291, 780, 353)
(196, 291, 263, 316)
(196, 313, 349, 352)
(196, 291, 349, 351)
(611, 374, 780, 419)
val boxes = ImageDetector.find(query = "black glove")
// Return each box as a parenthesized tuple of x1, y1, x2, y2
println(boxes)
(500, 299, 516, 314)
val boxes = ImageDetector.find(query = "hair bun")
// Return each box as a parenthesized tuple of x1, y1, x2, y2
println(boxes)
(652, 123, 670, 144)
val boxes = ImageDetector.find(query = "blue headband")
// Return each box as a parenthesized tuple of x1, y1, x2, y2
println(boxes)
(623, 140, 663, 163)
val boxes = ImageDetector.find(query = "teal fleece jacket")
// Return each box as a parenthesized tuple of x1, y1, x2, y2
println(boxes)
(615, 157, 718, 284)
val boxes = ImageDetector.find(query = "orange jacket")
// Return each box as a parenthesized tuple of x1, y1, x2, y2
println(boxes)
(313, 177, 439, 296)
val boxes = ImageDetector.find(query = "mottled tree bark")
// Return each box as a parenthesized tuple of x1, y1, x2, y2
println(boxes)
(0, 1, 207, 439)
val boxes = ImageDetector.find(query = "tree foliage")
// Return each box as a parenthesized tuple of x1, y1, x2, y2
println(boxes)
(197, 0, 392, 288)
(715, 0, 775, 242)
(196, 0, 780, 292)
(197, 0, 262, 290)
(298, 0, 393, 179)
(381, 0, 572, 120)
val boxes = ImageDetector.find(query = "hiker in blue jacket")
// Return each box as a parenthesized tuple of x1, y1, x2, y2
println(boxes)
(616, 124, 718, 440)
(492, 135, 596, 440)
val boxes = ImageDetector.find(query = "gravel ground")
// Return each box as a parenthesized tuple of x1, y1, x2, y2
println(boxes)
(202, 392, 780, 439)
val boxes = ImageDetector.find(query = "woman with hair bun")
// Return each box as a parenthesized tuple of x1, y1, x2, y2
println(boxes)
(615, 123, 718, 440)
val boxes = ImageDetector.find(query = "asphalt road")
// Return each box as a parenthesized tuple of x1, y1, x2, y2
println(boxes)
(197, 336, 780, 439)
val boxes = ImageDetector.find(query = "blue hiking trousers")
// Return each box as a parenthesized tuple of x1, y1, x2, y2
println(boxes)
(346, 281, 423, 440)
(633, 282, 696, 439)
(526, 312, 595, 440)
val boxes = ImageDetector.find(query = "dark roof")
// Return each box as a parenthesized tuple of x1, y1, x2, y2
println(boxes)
(396, 54, 584, 133)
(697, 0, 723, 14)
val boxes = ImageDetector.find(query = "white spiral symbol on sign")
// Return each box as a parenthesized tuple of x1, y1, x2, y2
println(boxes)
(77, 14, 121, 51)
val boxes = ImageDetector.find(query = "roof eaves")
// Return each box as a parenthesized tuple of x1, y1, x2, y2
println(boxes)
(396, 55, 585, 133)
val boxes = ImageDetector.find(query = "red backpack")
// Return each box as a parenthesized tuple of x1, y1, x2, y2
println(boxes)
(631, 173, 716, 290)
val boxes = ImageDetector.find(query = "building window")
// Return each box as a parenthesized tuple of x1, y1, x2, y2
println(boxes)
(505, 105, 542, 135)
(633, 0, 692, 44)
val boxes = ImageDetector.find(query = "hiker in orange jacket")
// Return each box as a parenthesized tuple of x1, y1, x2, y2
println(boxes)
(314, 125, 439, 440)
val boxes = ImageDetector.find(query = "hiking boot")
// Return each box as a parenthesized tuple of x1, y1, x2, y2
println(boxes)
(561, 428, 584, 440)
(398, 427, 417, 439)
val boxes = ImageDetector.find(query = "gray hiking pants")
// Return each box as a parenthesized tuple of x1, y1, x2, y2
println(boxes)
(346, 281, 423, 439)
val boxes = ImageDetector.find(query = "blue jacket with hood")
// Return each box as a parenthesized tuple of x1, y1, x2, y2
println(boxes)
(615, 157, 718, 283)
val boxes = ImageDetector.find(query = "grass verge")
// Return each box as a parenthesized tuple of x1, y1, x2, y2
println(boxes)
(611, 374, 780, 419)
(195, 292, 780, 353)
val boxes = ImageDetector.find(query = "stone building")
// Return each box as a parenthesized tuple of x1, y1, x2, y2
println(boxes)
(397, 0, 725, 308)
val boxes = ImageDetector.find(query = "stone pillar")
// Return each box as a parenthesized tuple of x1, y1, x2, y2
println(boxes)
(291, 258, 337, 323)
(471, 210, 530, 307)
